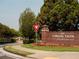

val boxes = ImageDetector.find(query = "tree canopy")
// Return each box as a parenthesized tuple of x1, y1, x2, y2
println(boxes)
(38, 0, 79, 31)
(19, 8, 36, 39)
(0, 23, 19, 38)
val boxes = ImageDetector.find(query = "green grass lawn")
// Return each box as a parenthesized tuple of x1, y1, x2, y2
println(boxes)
(22, 44, 79, 52)
(4, 46, 33, 57)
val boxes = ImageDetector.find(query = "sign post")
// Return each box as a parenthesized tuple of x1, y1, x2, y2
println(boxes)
(33, 23, 40, 43)
(35, 32, 38, 43)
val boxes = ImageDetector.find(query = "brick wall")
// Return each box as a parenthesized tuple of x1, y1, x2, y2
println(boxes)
(41, 25, 79, 46)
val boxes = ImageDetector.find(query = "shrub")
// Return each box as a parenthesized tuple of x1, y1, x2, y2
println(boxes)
(23, 39, 34, 44)
(23, 39, 29, 44)
(0, 38, 4, 42)
(32, 42, 47, 46)
(11, 38, 16, 43)
(0, 38, 10, 43)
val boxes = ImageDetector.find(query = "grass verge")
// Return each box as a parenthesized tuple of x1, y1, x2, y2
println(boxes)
(3, 46, 33, 57)
(22, 44, 79, 52)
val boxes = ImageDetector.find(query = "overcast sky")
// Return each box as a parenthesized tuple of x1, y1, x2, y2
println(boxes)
(0, 0, 43, 30)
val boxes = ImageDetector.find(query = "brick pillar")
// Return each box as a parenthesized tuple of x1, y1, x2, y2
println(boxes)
(41, 25, 49, 42)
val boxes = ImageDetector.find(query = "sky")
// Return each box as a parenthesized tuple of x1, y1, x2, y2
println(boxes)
(0, 0, 43, 30)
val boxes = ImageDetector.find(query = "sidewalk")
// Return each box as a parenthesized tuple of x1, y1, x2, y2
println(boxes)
(12, 45, 79, 59)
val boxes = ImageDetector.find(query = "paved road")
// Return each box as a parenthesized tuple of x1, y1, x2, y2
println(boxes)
(0, 46, 32, 59)
(13, 45, 79, 59)
(0, 43, 25, 59)
(0, 56, 14, 59)
(0, 43, 17, 59)
(1, 43, 79, 59)
(0, 43, 19, 47)
(0, 49, 14, 59)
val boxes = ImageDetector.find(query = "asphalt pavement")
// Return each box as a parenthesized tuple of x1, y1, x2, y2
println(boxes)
(0, 43, 19, 47)
(0, 43, 23, 59)
(0, 56, 14, 59)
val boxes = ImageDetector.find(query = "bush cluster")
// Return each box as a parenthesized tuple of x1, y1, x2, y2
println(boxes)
(23, 39, 34, 44)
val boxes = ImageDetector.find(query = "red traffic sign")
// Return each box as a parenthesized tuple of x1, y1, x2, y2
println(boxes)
(33, 23, 40, 32)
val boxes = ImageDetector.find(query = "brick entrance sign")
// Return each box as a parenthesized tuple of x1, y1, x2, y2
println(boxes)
(41, 25, 79, 47)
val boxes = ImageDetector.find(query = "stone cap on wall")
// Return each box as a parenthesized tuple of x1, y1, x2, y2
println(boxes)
(41, 25, 49, 32)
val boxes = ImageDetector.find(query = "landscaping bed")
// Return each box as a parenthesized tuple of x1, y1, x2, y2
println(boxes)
(22, 44, 79, 52)
(4, 46, 33, 57)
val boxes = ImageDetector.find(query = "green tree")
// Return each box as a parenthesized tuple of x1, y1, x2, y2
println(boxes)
(0, 23, 19, 38)
(38, 0, 79, 31)
(19, 8, 36, 39)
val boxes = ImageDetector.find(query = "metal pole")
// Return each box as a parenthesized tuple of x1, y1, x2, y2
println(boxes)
(35, 32, 38, 43)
